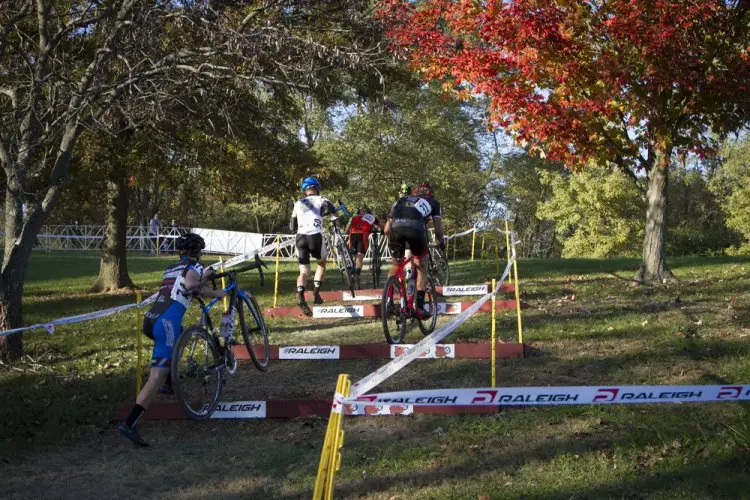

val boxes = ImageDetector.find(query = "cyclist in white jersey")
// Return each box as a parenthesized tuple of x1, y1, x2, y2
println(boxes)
(290, 177, 339, 316)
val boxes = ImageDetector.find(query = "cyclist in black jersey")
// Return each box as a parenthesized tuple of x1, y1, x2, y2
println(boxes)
(118, 233, 225, 447)
(385, 182, 445, 317)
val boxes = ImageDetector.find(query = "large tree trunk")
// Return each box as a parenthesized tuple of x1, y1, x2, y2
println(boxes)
(90, 168, 135, 293)
(0, 183, 27, 359)
(635, 145, 676, 284)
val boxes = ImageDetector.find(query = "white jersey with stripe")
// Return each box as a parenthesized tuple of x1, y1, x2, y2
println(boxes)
(292, 195, 337, 235)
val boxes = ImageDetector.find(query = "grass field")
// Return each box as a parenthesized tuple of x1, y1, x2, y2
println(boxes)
(1, 250, 750, 499)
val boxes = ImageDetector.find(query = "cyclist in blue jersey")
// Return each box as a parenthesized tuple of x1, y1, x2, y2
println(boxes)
(118, 233, 225, 447)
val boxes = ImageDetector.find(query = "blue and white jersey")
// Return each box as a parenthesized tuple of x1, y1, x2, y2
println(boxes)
(292, 195, 338, 235)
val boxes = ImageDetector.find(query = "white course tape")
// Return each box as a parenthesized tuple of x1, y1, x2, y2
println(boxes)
(210, 238, 295, 270)
(348, 384, 750, 406)
(0, 239, 294, 339)
(0, 292, 158, 338)
(349, 256, 514, 399)
(446, 227, 476, 241)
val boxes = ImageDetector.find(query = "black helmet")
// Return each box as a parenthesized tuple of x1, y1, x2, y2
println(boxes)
(358, 205, 370, 214)
(175, 233, 205, 255)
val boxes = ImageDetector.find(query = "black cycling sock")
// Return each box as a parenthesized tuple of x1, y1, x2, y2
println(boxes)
(355, 268, 362, 275)
(126, 404, 146, 428)
(296, 285, 305, 295)
(165, 372, 172, 387)
(313, 281, 322, 293)
(416, 291, 426, 310)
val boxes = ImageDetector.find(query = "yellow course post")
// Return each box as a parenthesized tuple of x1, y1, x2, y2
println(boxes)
(491, 279, 497, 388)
(470, 226, 477, 262)
(481, 235, 486, 259)
(513, 256, 523, 344)
(504, 220, 512, 284)
(273, 234, 281, 308)
(135, 291, 143, 397)
(219, 257, 228, 313)
(313, 374, 351, 499)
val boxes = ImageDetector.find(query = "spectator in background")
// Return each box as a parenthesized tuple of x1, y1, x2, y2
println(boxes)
(149, 212, 160, 254)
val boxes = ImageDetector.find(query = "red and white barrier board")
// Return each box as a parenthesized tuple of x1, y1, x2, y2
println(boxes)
(278, 346, 341, 360)
(312, 305, 366, 319)
(350, 384, 750, 407)
(390, 344, 455, 359)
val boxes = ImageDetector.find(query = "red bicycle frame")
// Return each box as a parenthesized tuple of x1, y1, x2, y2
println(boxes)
(390, 256, 417, 313)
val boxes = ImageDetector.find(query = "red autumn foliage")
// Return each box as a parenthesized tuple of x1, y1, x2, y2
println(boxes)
(376, 0, 749, 170)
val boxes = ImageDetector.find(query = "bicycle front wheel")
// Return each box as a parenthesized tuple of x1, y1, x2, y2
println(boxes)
(370, 235, 381, 289)
(238, 294, 270, 372)
(431, 247, 450, 286)
(172, 326, 223, 420)
(418, 277, 439, 335)
(382, 276, 406, 344)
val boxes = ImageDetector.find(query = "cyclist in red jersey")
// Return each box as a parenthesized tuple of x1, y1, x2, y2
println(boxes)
(347, 206, 383, 288)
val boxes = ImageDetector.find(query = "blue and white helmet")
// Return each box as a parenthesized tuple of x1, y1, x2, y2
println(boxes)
(301, 176, 321, 192)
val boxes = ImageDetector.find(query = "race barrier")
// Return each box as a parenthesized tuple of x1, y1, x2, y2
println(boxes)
(230, 342, 526, 360)
(295, 283, 515, 303)
(115, 399, 499, 421)
(264, 299, 524, 320)
(349, 384, 750, 406)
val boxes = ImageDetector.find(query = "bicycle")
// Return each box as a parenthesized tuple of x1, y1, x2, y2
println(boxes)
(171, 255, 270, 420)
(381, 255, 438, 344)
(369, 229, 382, 289)
(328, 222, 356, 296)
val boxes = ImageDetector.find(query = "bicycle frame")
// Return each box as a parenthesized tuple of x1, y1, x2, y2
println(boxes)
(194, 273, 261, 347)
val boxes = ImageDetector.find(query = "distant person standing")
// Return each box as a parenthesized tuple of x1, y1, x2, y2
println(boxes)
(149, 213, 160, 254)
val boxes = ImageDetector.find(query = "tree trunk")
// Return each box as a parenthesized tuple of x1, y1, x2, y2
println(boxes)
(90, 168, 135, 292)
(0, 256, 26, 360)
(635, 145, 676, 284)
(0, 183, 27, 359)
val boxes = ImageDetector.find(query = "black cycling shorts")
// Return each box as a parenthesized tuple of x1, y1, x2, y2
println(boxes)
(296, 233, 327, 265)
(349, 233, 367, 255)
(389, 225, 428, 259)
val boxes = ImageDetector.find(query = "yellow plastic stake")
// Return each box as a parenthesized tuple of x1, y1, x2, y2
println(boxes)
(219, 256, 228, 313)
(273, 234, 281, 308)
(135, 291, 143, 397)
(513, 259, 523, 344)
(314, 374, 351, 500)
(504, 220, 512, 284)
(491, 279, 497, 388)
(470, 227, 477, 262)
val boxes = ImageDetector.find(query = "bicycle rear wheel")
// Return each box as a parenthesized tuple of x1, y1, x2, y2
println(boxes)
(172, 326, 223, 420)
(418, 277, 439, 335)
(238, 294, 270, 372)
(382, 276, 406, 344)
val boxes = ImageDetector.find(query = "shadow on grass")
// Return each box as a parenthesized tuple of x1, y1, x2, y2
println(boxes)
(0, 368, 133, 458)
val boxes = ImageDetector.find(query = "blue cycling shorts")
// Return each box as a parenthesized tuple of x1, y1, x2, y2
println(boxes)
(148, 304, 186, 368)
